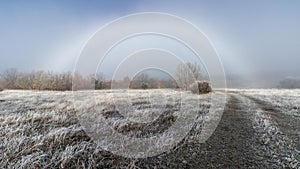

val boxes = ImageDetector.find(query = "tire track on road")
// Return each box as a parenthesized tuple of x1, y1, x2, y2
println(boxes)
(241, 94, 300, 168)
(192, 94, 264, 168)
(136, 94, 267, 168)
(243, 94, 300, 150)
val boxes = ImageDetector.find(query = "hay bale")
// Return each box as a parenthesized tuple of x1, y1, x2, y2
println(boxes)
(189, 82, 199, 94)
(189, 81, 212, 94)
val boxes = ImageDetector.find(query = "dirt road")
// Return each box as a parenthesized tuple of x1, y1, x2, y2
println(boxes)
(132, 92, 299, 168)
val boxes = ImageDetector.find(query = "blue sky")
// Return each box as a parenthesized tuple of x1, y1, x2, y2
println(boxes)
(0, 0, 299, 81)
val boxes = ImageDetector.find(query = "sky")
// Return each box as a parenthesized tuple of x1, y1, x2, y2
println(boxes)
(0, 0, 299, 87)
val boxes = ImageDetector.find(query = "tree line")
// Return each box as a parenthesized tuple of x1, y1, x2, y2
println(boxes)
(0, 68, 73, 91)
(0, 69, 179, 91)
(0, 62, 204, 91)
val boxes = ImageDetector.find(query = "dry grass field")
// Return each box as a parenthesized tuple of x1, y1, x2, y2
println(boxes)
(0, 89, 299, 168)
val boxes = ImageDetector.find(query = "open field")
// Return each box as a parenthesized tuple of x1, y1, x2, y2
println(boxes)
(0, 89, 299, 168)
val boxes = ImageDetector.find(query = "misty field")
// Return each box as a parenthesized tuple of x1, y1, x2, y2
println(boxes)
(0, 89, 299, 168)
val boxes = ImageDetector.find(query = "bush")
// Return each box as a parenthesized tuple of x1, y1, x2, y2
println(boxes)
(141, 83, 149, 90)
(189, 81, 212, 94)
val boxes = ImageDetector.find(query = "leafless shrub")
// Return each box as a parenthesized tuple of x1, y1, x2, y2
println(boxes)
(0, 68, 18, 89)
(175, 62, 203, 90)
(0, 69, 72, 91)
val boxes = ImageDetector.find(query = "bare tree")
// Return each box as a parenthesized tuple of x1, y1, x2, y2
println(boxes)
(130, 73, 150, 89)
(72, 72, 93, 90)
(0, 68, 19, 89)
(0, 81, 3, 91)
(94, 73, 105, 90)
(16, 72, 34, 89)
(175, 62, 202, 90)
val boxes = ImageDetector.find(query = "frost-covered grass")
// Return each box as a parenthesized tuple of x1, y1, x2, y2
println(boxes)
(232, 89, 300, 117)
(1, 89, 299, 168)
(230, 89, 300, 168)
(240, 95, 299, 168)
(0, 90, 86, 168)
(0, 89, 212, 168)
